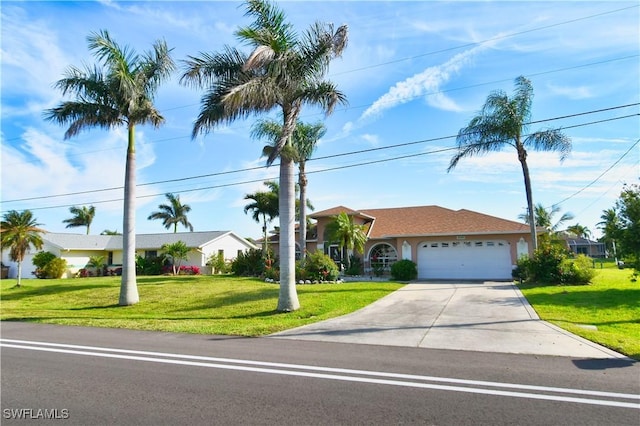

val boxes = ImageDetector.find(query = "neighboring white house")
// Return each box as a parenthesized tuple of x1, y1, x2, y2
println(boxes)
(2, 231, 257, 279)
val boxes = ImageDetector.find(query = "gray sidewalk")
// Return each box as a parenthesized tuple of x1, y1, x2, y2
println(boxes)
(270, 282, 628, 358)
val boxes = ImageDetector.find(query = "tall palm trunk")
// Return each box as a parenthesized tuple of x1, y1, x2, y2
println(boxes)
(16, 260, 22, 288)
(277, 156, 300, 311)
(298, 163, 307, 260)
(517, 144, 538, 252)
(119, 124, 139, 306)
(261, 214, 269, 256)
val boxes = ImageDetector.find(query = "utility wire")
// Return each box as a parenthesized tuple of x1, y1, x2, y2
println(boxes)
(4, 103, 637, 204)
(7, 114, 638, 213)
(552, 138, 640, 207)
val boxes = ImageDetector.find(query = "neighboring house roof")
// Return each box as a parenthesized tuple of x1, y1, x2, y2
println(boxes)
(562, 237, 605, 246)
(43, 233, 122, 250)
(42, 231, 256, 251)
(312, 205, 531, 238)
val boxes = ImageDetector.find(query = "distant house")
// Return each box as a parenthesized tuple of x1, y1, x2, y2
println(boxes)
(562, 237, 606, 258)
(2, 231, 256, 279)
(267, 205, 537, 281)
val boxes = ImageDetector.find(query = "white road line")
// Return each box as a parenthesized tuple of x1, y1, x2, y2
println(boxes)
(2, 340, 638, 409)
(2, 338, 637, 400)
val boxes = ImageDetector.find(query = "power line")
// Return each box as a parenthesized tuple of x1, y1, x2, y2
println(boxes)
(6, 114, 638, 213)
(5, 54, 637, 168)
(4, 103, 637, 204)
(552, 138, 640, 208)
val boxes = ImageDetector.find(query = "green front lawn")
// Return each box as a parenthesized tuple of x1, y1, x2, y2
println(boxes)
(0, 276, 403, 336)
(2, 269, 638, 360)
(518, 268, 640, 359)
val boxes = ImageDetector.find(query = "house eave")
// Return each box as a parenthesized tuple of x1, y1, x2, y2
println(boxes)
(375, 230, 532, 239)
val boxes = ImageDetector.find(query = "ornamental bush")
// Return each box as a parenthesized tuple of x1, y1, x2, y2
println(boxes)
(32, 251, 68, 279)
(42, 257, 67, 279)
(231, 248, 270, 277)
(515, 241, 573, 284)
(303, 251, 339, 281)
(560, 254, 595, 285)
(390, 259, 418, 281)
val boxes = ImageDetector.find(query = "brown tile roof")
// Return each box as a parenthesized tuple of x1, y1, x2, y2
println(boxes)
(339, 205, 530, 238)
(310, 206, 375, 220)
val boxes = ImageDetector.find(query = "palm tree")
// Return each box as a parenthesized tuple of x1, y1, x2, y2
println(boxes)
(181, 0, 347, 312)
(148, 193, 194, 233)
(63, 205, 96, 235)
(0, 210, 46, 287)
(101, 229, 121, 235)
(325, 212, 367, 270)
(244, 181, 279, 255)
(566, 224, 591, 239)
(44, 30, 175, 306)
(597, 208, 622, 243)
(447, 76, 572, 252)
(161, 241, 190, 275)
(253, 119, 326, 260)
(518, 203, 574, 234)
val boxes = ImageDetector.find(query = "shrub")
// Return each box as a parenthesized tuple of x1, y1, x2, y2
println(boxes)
(32, 251, 56, 269)
(136, 255, 166, 276)
(345, 255, 362, 276)
(231, 248, 270, 277)
(560, 254, 596, 285)
(515, 241, 571, 284)
(207, 252, 230, 274)
(32, 252, 69, 279)
(390, 259, 417, 281)
(42, 257, 68, 279)
(303, 251, 339, 281)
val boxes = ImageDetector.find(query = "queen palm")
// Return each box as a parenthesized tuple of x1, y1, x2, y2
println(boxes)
(252, 119, 326, 260)
(181, 0, 347, 312)
(0, 210, 46, 287)
(244, 181, 279, 255)
(63, 205, 96, 235)
(148, 193, 194, 233)
(448, 76, 571, 252)
(44, 30, 175, 305)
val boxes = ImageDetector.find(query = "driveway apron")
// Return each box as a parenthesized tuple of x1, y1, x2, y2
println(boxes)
(270, 282, 626, 358)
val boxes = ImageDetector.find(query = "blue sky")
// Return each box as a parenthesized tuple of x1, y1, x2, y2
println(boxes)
(1, 1, 638, 241)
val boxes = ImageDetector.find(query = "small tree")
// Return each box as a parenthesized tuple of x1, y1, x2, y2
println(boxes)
(325, 212, 367, 270)
(616, 184, 640, 273)
(161, 241, 190, 275)
(87, 255, 106, 276)
(0, 210, 46, 287)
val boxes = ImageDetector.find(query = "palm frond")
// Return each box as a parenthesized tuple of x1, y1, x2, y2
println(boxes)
(525, 129, 572, 161)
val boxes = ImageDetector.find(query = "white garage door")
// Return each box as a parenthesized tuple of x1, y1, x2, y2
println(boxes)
(417, 240, 512, 280)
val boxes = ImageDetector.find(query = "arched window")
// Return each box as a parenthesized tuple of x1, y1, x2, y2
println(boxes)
(368, 243, 398, 276)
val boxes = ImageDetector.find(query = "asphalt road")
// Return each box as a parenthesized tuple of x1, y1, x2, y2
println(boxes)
(1, 322, 638, 425)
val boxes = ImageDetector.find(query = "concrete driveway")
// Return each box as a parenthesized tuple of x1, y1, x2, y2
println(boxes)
(270, 282, 627, 358)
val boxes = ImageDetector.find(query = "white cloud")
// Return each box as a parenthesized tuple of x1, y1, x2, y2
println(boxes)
(360, 43, 493, 121)
(547, 83, 594, 100)
(360, 134, 380, 146)
(0, 7, 71, 117)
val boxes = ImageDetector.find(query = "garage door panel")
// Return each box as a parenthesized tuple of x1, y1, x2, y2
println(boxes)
(417, 241, 512, 280)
